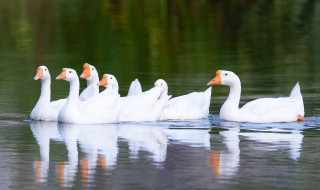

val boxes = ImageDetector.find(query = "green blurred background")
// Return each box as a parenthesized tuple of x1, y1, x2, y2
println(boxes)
(0, 0, 319, 116)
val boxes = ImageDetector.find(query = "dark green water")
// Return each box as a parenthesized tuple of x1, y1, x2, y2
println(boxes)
(1, 1, 320, 189)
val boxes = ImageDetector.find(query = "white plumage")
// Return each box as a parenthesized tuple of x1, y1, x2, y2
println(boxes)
(207, 70, 305, 123)
(79, 63, 100, 101)
(30, 66, 66, 121)
(56, 68, 119, 124)
(155, 79, 212, 120)
(98, 74, 171, 122)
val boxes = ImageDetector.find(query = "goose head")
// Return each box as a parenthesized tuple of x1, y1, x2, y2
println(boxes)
(56, 68, 78, 82)
(80, 63, 98, 81)
(207, 70, 240, 87)
(34, 66, 50, 80)
(98, 74, 119, 92)
(154, 79, 169, 97)
(154, 79, 168, 90)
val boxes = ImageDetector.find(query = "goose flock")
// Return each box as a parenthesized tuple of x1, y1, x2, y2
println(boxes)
(30, 64, 305, 124)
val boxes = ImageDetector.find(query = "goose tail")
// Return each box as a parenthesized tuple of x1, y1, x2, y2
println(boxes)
(290, 82, 305, 116)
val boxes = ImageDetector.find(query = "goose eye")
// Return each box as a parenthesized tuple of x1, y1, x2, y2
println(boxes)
(110, 77, 113, 79)
(45, 68, 47, 71)
(69, 71, 72, 73)
(225, 73, 228, 76)
(92, 68, 94, 70)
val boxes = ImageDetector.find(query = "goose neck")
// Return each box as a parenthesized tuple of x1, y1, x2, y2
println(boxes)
(110, 80, 119, 94)
(67, 79, 80, 105)
(224, 83, 241, 110)
(229, 84, 241, 101)
(113, 84, 119, 94)
(86, 77, 97, 86)
(160, 88, 168, 99)
(39, 79, 51, 102)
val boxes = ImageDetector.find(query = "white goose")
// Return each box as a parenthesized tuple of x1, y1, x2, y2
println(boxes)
(207, 70, 305, 123)
(79, 63, 99, 101)
(155, 79, 212, 120)
(30, 66, 66, 121)
(56, 68, 119, 124)
(98, 74, 171, 122)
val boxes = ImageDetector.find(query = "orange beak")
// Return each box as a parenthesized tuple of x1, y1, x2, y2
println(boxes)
(207, 70, 222, 86)
(80, 63, 91, 79)
(34, 67, 43, 80)
(98, 74, 108, 87)
(56, 68, 67, 80)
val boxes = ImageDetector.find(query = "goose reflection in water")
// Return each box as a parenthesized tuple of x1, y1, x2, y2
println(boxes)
(239, 121, 304, 161)
(240, 129, 303, 161)
(31, 120, 226, 186)
(77, 123, 118, 184)
(165, 128, 210, 149)
(209, 121, 304, 180)
(56, 123, 80, 187)
(30, 121, 62, 183)
(209, 124, 240, 179)
(118, 123, 168, 163)
(57, 123, 119, 187)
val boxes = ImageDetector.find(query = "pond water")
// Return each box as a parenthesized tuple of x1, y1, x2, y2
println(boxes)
(1, 1, 320, 189)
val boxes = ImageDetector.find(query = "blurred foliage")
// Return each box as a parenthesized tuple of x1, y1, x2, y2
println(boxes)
(0, 0, 319, 114)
